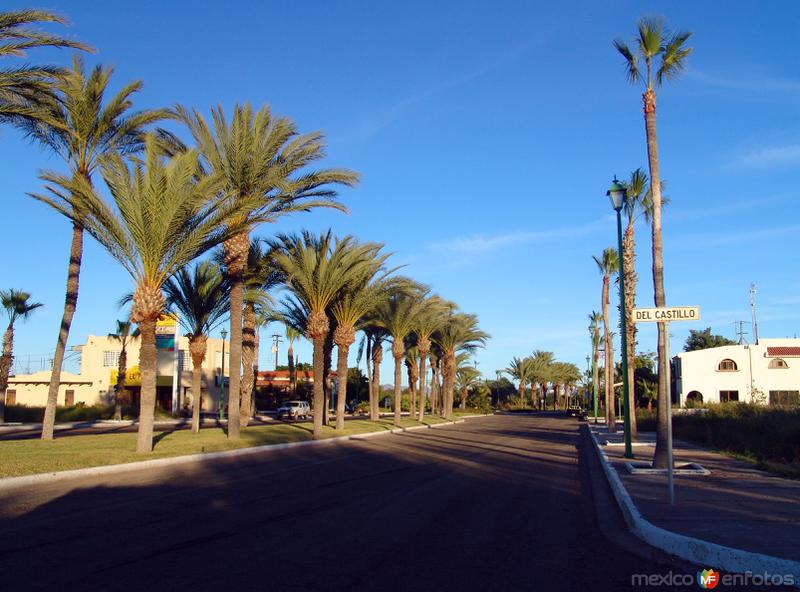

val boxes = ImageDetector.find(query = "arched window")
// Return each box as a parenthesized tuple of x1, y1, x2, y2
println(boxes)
(769, 358, 789, 369)
(687, 391, 703, 403)
(718, 359, 738, 371)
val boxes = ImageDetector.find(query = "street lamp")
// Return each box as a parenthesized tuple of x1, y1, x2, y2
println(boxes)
(607, 177, 633, 459)
(220, 328, 228, 421)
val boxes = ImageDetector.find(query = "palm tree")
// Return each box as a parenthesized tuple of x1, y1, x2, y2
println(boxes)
(177, 103, 358, 440)
(594, 248, 619, 432)
(19, 56, 173, 441)
(273, 232, 377, 438)
(330, 247, 392, 429)
(436, 311, 488, 419)
(163, 262, 230, 433)
(239, 240, 281, 426)
(413, 296, 447, 421)
(108, 320, 140, 421)
(31, 136, 254, 453)
(0, 290, 42, 422)
(588, 311, 602, 419)
(374, 281, 426, 426)
(504, 356, 532, 409)
(529, 350, 554, 410)
(0, 9, 90, 123)
(404, 344, 419, 416)
(455, 365, 481, 410)
(614, 16, 692, 467)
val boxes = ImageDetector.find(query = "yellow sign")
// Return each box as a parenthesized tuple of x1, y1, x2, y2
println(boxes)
(156, 313, 178, 327)
(111, 365, 142, 386)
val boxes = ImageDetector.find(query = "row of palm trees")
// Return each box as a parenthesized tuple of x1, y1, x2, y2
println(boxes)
(503, 352, 581, 410)
(1, 9, 489, 452)
(587, 17, 691, 465)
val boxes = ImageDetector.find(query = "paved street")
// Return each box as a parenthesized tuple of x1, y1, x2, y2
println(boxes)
(0, 415, 689, 591)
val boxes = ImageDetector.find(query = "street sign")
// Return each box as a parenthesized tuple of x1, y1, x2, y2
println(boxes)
(631, 306, 700, 323)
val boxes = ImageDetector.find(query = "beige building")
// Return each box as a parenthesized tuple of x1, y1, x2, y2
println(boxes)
(7, 334, 230, 413)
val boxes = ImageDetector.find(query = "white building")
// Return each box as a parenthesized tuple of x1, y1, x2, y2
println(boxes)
(673, 338, 800, 407)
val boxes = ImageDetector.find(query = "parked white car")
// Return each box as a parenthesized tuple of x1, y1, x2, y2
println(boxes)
(276, 400, 310, 420)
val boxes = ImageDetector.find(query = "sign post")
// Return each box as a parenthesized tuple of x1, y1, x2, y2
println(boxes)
(631, 306, 700, 505)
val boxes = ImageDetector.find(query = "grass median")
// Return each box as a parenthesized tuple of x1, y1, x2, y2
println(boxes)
(0, 416, 452, 479)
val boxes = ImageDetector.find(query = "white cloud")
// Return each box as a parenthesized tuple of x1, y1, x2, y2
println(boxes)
(672, 223, 800, 249)
(430, 216, 612, 255)
(732, 144, 800, 170)
(687, 68, 800, 94)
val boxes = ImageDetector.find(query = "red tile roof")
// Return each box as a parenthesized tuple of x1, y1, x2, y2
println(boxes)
(766, 347, 800, 357)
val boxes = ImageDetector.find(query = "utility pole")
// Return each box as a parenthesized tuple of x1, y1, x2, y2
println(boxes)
(733, 321, 749, 345)
(270, 334, 283, 371)
(750, 283, 759, 345)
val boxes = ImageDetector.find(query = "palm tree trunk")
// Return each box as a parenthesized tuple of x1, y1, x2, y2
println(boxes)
(407, 361, 416, 417)
(136, 318, 157, 453)
(323, 328, 334, 426)
(224, 231, 249, 440)
(240, 301, 256, 427)
(460, 387, 467, 410)
(189, 335, 207, 434)
(643, 89, 670, 468)
(371, 345, 382, 420)
(518, 382, 525, 409)
(365, 336, 374, 418)
(443, 353, 455, 420)
(312, 336, 325, 438)
(0, 324, 14, 424)
(623, 224, 639, 439)
(392, 341, 403, 427)
(417, 339, 429, 422)
(334, 325, 354, 431)
(252, 331, 260, 417)
(288, 343, 295, 397)
(114, 348, 128, 421)
(41, 223, 83, 440)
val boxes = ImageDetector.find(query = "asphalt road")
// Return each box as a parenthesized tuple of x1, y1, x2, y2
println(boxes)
(0, 415, 695, 591)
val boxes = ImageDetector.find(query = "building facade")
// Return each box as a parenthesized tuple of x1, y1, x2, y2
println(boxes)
(673, 338, 800, 407)
(7, 334, 230, 412)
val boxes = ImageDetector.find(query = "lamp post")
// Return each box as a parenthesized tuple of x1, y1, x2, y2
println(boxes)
(585, 355, 591, 409)
(220, 328, 228, 421)
(607, 177, 633, 459)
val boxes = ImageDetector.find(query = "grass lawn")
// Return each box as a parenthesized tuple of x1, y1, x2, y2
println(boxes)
(0, 416, 452, 479)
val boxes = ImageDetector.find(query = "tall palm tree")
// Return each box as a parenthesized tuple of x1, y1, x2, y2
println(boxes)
(163, 262, 230, 434)
(108, 319, 140, 421)
(0, 9, 90, 122)
(374, 281, 426, 426)
(273, 231, 376, 438)
(614, 16, 692, 467)
(177, 103, 358, 440)
(404, 344, 419, 416)
(19, 56, 174, 441)
(238, 239, 281, 426)
(436, 311, 488, 419)
(330, 246, 392, 429)
(594, 248, 619, 432)
(0, 290, 42, 422)
(529, 350, 554, 410)
(504, 356, 532, 409)
(31, 136, 253, 453)
(588, 311, 602, 419)
(413, 296, 447, 421)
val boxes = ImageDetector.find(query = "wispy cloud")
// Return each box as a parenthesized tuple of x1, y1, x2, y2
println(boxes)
(668, 194, 796, 222)
(672, 223, 800, 249)
(731, 144, 800, 170)
(687, 68, 800, 94)
(429, 216, 612, 255)
(340, 41, 537, 143)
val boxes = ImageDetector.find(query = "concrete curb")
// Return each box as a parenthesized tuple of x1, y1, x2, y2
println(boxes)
(0, 418, 471, 492)
(585, 425, 800, 583)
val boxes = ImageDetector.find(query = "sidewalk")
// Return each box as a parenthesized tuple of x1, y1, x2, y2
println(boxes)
(588, 424, 800, 577)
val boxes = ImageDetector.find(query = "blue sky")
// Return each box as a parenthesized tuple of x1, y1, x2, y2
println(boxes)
(2, 1, 799, 381)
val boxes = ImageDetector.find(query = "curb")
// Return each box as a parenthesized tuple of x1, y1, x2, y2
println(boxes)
(585, 424, 800, 583)
(0, 418, 470, 492)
